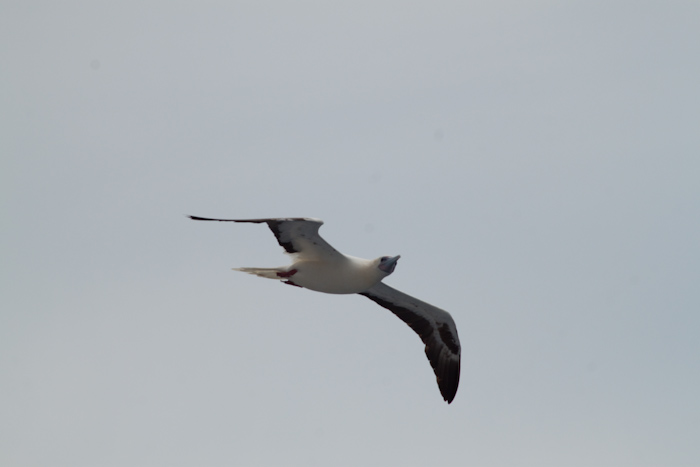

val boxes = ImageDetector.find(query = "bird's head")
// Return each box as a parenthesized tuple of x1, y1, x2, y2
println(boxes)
(377, 255, 400, 275)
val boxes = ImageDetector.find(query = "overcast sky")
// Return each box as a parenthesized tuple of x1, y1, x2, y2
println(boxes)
(2, 2, 699, 466)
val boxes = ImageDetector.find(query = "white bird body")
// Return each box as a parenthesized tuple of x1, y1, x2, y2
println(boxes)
(189, 215, 462, 403)
(236, 256, 385, 294)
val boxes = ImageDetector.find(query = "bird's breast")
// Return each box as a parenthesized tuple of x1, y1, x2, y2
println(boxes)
(291, 258, 381, 294)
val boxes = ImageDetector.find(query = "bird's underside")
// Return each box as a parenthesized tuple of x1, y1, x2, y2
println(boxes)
(189, 215, 461, 403)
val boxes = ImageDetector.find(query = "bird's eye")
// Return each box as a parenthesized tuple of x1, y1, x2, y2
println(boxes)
(381, 256, 389, 262)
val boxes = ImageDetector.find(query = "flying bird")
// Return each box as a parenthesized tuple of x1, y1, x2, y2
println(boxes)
(189, 216, 461, 403)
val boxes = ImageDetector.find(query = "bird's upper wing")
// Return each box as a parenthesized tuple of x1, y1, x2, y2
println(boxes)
(359, 282, 461, 403)
(188, 216, 344, 261)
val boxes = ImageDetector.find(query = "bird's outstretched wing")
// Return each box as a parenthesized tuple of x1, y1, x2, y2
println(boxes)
(359, 282, 461, 403)
(188, 216, 343, 261)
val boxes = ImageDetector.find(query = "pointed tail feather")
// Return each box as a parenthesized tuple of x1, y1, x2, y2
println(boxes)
(233, 267, 284, 280)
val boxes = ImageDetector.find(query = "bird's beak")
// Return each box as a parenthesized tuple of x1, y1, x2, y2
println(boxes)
(379, 255, 401, 273)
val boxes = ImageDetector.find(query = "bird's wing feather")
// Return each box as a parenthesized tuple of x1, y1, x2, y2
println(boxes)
(188, 216, 343, 260)
(359, 282, 461, 403)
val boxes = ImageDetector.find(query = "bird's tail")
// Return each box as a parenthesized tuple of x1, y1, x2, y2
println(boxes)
(233, 267, 285, 280)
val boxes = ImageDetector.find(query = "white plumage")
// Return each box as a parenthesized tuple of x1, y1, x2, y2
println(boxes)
(189, 216, 461, 403)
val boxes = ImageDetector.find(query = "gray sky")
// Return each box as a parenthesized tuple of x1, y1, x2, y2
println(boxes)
(2, 2, 699, 466)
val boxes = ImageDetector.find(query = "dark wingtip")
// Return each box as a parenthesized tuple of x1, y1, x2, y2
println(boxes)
(440, 360, 460, 404)
(188, 215, 216, 221)
(442, 390, 457, 404)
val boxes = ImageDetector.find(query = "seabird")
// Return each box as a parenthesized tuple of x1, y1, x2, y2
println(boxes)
(189, 216, 461, 403)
